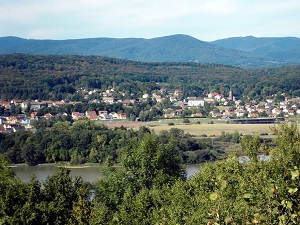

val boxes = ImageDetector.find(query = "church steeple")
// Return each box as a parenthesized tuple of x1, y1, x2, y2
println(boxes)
(229, 87, 233, 101)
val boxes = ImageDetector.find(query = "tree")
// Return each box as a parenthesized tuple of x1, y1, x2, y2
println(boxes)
(40, 168, 91, 224)
(123, 134, 186, 190)
(183, 118, 190, 123)
(93, 134, 186, 222)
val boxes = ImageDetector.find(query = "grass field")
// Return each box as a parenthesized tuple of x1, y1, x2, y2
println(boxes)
(150, 123, 278, 136)
(99, 118, 284, 137)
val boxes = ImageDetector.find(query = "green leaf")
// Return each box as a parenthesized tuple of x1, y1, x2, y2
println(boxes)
(243, 193, 251, 199)
(225, 216, 232, 224)
(272, 208, 278, 215)
(220, 180, 227, 191)
(216, 175, 222, 181)
(291, 169, 299, 180)
(210, 192, 218, 201)
(288, 186, 298, 194)
(286, 201, 292, 209)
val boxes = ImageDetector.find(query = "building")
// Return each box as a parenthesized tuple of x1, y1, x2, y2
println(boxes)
(187, 97, 205, 107)
(85, 111, 98, 120)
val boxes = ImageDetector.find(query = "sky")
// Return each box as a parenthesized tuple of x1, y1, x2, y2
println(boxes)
(1, 0, 300, 41)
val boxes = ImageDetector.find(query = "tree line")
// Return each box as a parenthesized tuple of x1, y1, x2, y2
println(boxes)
(0, 120, 215, 166)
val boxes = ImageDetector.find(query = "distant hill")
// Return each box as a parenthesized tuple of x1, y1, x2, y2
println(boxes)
(211, 36, 300, 64)
(0, 35, 290, 68)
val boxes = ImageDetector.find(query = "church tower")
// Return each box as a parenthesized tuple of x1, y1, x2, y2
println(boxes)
(229, 87, 233, 101)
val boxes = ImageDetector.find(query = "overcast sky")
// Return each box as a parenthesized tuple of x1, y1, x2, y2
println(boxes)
(1, 0, 299, 41)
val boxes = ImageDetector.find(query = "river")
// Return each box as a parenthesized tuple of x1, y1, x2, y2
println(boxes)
(11, 164, 202, 183)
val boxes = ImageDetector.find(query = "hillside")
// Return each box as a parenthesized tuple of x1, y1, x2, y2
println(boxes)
(211, 36, 300, 63)
(0, 54, 299, 101)
(0, 35, 287, 68)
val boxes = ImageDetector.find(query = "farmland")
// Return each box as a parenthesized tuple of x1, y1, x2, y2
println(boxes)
(101, 118, 279, 137)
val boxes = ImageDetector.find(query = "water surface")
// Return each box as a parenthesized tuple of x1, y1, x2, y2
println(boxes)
(12, 164, 202, 183)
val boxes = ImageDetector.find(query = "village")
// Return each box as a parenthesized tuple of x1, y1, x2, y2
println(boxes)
(1, 86, 300, 133)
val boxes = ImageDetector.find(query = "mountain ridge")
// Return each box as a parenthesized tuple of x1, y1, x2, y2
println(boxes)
(211, 36, 300, 63)
(0, 34, 298, 68)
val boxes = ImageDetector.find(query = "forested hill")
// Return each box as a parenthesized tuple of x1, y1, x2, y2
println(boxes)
(211, 36, 300, 64)
(0, 35, 289, 68)
(0, 54, 300, 100)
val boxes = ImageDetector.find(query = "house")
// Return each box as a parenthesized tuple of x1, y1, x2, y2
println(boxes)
(175, 109, 183, 115)
(52, 101, 65, 107)
(30, 102, 43, 110)
(174, 90, 183, 96)
(207, 92, 219, 98)
(2, 124, 13, 133)
(99, 113, 112, 120)
(86, 111, 98, 120)
(21, 102, 29, 110)
(272, 108, 282, 115)
(0, 101, 11, 110)
(164, 114, 173, 118)
(122, 99, 133, 106)
(204, 98, 215, 104)
(142, 94, 149, 99)
(215, 94, 224, 102)
(13, 100, 23, 106)
(21, 118, 31, 124)
(191, 113, 203, 117)
(98, 110, 108, 115)
(248, 113, 259, 118)
(7, 116, 25, 124)
(30, 112, 38, 118)
(288, 109, 295, 116)
(11, 124, 25, 132)
(110, 112, 118, 119)
(210, 111, 222, 118)
(118, 113, 127, 120)
(235, 109, 246, 117)
(44, 113, 53, 119)
(170, 96, 177, 102)
(187, 97, 205, 107)
(71, 112, 85, 120)
(103, 97, 114, 104)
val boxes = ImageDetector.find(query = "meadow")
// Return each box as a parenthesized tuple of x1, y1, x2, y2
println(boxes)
(102, 118, 279, 137)
(150, 123, 277, 137)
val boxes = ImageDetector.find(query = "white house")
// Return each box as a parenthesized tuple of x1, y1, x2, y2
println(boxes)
(103, 97, 114, 104)
(187, 97, 205, 107)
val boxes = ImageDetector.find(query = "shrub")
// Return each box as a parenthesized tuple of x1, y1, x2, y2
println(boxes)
(183, 118, 190, 123)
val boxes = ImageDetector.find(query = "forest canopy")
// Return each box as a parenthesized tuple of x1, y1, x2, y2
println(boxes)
(0, 54, 299, 100)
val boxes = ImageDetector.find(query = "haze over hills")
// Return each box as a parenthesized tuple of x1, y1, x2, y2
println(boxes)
(0, 34, 299, 68)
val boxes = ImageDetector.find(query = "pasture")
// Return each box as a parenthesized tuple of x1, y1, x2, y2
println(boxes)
(100, 118, 279, 137)
(150, 123, 277, 136)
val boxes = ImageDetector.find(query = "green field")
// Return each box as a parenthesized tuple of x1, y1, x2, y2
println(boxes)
(100, 117, 284, 137)
(150, 123, 277, 136)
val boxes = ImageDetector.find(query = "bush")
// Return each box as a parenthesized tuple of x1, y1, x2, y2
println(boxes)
(183, 118, 190, 123)
(168, 122, 175, 126)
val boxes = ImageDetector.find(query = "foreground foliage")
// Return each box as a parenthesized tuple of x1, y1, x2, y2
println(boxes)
(0, 165, 91, 224)
(0, 124, 300, 224)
